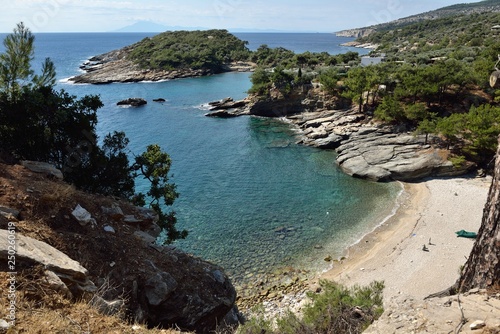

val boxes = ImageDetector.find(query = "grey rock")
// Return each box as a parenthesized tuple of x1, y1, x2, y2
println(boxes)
(336, 133, 472, 181)
(71, 204, 96, 227)
(133, 230, 156, 244)
(0, 229, 95, 293)
(91, 295, 125, 316)
(101, 204, 124, 220)
(144, 271, 178, 306)
(313, 133, 345, 149)
(103, 225, 116, 234)
(42, 270, 72, 298)
(123, 215, 142, 224)
(212, 270, 226, 284)
(21, 160, 63, 180)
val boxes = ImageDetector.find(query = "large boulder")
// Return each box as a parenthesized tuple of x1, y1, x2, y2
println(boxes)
(21, 160, 63, 180)
(131, 249, 237, 332)
(0, 229, 96, 293)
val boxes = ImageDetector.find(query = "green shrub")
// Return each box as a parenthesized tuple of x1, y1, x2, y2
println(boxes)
(237, 280, 384, 334)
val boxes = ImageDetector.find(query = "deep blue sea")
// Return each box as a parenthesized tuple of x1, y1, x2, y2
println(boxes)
(0, 32, 397, 281)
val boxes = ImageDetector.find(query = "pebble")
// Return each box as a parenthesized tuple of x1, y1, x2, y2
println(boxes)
(470, 320, 486, 330)
(104, 225, 116, 233)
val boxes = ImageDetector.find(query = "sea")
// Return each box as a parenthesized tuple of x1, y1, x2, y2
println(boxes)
(0, 32, 400, 281)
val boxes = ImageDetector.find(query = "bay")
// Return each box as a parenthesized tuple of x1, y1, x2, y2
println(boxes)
(0, 32, 397, 281)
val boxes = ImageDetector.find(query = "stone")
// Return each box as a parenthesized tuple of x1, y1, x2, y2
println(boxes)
(117, 98, 147, 107)
(71, 204, 96, 227)
(470, 320, 486, 330)
(42, 270, 72, 298)
(103, 225, 116, 234)
(144, 272, 178, 306)
(336, 132, 472, 181)
(133, 231, 156, 244)
(153, 98, 166, 102)
(91, 295, 125, 316)
(101, 204, 124, 220)
(0, 319, 10, 330)
(20, 160, 63, 180)
(0, 229, 95, 293)
(0, 206, 20, 219)
(212, 270, 226, 284)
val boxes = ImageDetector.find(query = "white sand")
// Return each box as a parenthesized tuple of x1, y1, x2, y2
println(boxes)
(320, 176, 492, 300)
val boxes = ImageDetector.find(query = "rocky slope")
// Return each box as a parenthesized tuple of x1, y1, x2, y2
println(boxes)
(0, 162, 238, 333)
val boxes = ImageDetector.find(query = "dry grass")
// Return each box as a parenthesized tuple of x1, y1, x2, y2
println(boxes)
(0, 270, 185, 334)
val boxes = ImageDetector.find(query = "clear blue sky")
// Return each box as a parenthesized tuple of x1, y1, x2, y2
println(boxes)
(2, 0, 484, 33)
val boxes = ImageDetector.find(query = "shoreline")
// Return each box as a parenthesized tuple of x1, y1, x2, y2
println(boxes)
(318, 175, 491, 300)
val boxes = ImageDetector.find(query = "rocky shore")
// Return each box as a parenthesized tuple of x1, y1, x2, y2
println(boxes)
(207, 93, 473, 182)
(70, 46, 255, 84)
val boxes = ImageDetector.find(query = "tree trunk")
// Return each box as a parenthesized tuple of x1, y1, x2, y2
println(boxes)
(457, 135, 500, 292)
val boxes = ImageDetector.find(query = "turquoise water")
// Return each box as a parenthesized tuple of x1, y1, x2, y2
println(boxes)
(1, 33, 399, 281)
(62, 72, 400, 280)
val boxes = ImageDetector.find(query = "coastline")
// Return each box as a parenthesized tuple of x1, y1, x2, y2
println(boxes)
(318, 175, 491, 300)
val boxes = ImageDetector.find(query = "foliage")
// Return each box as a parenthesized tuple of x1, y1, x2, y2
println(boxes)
(237, 280, 384, 334)
(319, 67, 343, 94)
(374, 96, 405, 123)
(248, 68, 271, 95)
(0, 22, 55, 101)
(0, 23, 187, 244)
(127, 29, 251, 72)
(133, 144, 188, 244)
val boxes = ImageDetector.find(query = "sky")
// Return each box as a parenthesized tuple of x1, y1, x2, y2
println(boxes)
(1, 0, 485, 33)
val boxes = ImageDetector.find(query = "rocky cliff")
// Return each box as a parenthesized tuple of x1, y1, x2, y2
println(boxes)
(0, 162, 238, 333)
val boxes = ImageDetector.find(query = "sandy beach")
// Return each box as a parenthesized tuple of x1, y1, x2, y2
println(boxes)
(320, 175, 492, 300)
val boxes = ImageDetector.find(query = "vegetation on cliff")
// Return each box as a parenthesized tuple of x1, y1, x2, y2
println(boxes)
(127, 29, 251, 72)
(247, 9, 500, 170)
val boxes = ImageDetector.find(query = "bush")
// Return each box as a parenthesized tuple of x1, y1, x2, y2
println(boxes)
(238, 280, 384, 334)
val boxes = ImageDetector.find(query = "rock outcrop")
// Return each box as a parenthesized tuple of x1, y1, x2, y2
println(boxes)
(205, 97, 251, 118)
(0, 229, 96, 293)
(335, 130, 471, 181)
(117, 98, 147, 107)
(70, 48, 211, 84)
(335, 28, 375, 38)
(287, 104, 472, 181)
(209, 91, 473, 181)
(21, 160, 63, 180)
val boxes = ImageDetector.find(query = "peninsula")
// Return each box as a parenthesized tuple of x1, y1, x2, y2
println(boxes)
(70, 29, 254, 84)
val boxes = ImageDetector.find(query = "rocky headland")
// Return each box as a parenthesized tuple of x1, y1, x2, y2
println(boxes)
(70, 48, 255, 84)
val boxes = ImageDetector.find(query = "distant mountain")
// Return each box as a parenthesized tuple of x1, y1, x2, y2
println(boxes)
(113, 21, 207, 33)
(336, 0, 500, 37)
